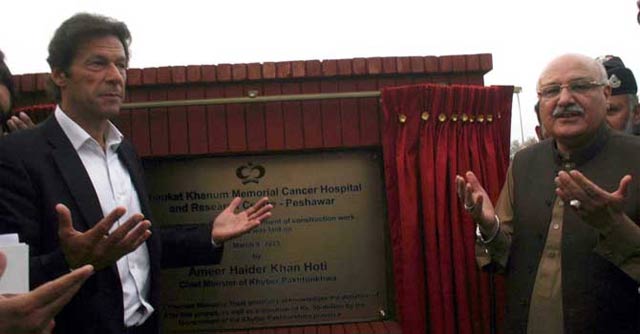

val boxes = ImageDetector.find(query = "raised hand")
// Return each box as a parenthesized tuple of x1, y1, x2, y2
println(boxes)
(56, 204, 152, 270)
(0, 251, 94, 334)
(555, 170, 631, 227)
(456, 171, 497, 230)
(211, 197, 273, 244)
(6, 112, 35, 132)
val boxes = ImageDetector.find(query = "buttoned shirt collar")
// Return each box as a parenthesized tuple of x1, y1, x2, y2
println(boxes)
(54, 106, 123, 152)
(552, 124, 610, 169)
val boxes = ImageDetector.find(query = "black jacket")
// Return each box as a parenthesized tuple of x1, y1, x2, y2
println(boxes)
(0, 115, 222, 334)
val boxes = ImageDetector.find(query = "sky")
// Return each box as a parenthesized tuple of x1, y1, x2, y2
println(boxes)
(1, 0, 638, 142)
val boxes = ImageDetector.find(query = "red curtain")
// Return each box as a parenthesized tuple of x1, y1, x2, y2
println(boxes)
(381, 84, 512, 334)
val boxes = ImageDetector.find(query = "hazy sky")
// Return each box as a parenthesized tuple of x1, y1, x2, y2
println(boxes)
(1, 0, 638, 141)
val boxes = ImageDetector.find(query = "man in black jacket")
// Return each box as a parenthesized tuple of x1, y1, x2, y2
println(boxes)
(0, 13, 272, 334)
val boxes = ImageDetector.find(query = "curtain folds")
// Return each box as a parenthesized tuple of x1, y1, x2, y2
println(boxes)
(382, 84, 513, 334)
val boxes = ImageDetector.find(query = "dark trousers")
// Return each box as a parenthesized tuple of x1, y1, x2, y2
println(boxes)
(124, 319, 155, 334)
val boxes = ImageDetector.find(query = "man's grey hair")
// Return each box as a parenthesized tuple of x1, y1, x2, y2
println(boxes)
(537, 54, 610, 91)
(595, 62, 609, 84)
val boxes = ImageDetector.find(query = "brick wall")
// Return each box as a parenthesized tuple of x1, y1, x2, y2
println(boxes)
(12, 54, 492, 157)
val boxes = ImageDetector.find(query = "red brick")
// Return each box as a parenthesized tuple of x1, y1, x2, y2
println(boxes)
(317, 325, 332, 334)
(424, 56, 439, 73)
(357, 79, 380, 146)
(451, 55, 467, 72)
(126, 68, 142, 86)
(466, 54, 481, 72)
(395, 77, 413, 86)
(467, 75, 484, 85)
(157, 67, 171, 84)
(128, 89, 148, 102)
(276, 61, 292, 78)
(370, 321, 388, 334)
(186, 87, 207, 154)
(342, 323, 360, 334)
(410, 56, 425, 73)
(321, 59, 337, 76)
(20, 74, 35, 92)
(337, 59, 352, 76)
(439, 55, 454, 73)
(384, 321, 402, 334)
(263, 62, 276, 79)
(36, 73, 48, 91)
(353, 58, 367, 75)
(259, 328, 277, 334)
(301, 81, 322, 148)
(167, 87, 188, 154)
(429, 74, 450, 85)
(129, 90, 150, 156)
(382, 57, 397, 74)
(320, 80, 341, 147)
(305, 60, 322, 77)
(449, 74, 467, 84)
(171, 66, 186, 83)
(356, 322, 373, 333)
(205, 86, 226, 153)
(378, 77, 397, 89)
(142, 68, 157, 85)
(202, 65, 216, 82)
(244, 84, 266, 151)
(367, 57, 382, 74)
(338, 79, 359, 147)
(329, 324, 345, 334)
(217, 64, 232, 81)
(397, 56, 412, 73)
(479, 53, 493, 72)
(281, 81, 303, 150)
(186, 65, 202, 82)
(232, 64, 247, 81)
(11, 76, 20, 93)
(263, 82, 284, 150)
(292, 61, 306, 78)
(149, 88, 167, 101)
(247, 63, 262, 80)
(225, 85, 247, 152)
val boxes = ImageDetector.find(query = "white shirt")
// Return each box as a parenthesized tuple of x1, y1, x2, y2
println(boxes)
(55, 107, 154, 327)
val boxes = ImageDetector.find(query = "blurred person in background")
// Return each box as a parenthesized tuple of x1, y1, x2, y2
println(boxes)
(0, 49, 35, 135)
(597, 56, 639, 134)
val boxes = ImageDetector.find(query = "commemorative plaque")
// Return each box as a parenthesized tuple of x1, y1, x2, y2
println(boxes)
(145, 150, 389, 332)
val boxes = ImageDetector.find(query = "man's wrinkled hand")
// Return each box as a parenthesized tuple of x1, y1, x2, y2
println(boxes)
(456, 171, 497, 229)
(555, 170, 631, 228)
(56, 204, 152, 270)
(211, 197, 273, 244)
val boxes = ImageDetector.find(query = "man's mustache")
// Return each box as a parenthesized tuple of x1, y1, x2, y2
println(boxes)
(552, 105, 585, 118)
